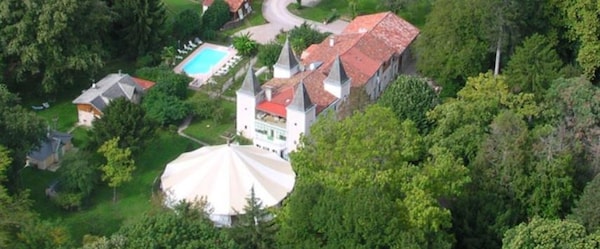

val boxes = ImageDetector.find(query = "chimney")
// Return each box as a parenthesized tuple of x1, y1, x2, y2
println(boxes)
(118, 69, 122, 76)
(92, 83, 97, 89)
(265, 87, 272, 101)
(329, 36, 335, 47)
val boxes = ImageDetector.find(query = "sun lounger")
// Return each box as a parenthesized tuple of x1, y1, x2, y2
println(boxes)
(42, 102, 50, 108)
(175, 55, 183, 60)
(194, 38, 203, 45)
(178, 49, 188, 54)
(188, 40, 197, 48)
(32, 105, 44, 110)
(184, 44, 193, 51)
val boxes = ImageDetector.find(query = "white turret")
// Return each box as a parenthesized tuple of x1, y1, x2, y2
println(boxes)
(236, 65, 263, 139)
(285, 82, 316, 152)
(323, 55, 351, 99)
(273, 37, 300, 78)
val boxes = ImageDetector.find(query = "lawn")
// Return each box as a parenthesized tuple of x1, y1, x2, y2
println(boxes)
(162, 0, 201, 17)
(287, 0, 430, 28)
(34, 101, 78, 132)
(184, 95, 236, 145)
(21, 131, 200, 245)
(287, 0, 381, 23)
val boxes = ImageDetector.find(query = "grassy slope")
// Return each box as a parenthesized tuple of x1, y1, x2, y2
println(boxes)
(22, 132, 200, 244)
(162, 0, 201, 17)
(184, 97, 236, 145)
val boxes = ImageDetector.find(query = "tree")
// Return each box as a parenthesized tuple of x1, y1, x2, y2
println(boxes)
(186, 93, 220, 120)
(571, 173, 600, 233)
(504, 34, 563, 96)
(287, 22, 330, 54)
(97, 137, 135, 202)
(172, 8, 202, 41)
(0, 84, 46, 183)
(117, 201, 236, 248)
(113, 0, 167, 58)
(91, 98, 155, 153)
(230, 187, 277, 249)
(232, 33, 259, 57)
(54, 151, 99, 209)
(502, 217, 600, 248)
(378, 75, 438, 133)
(135, 66, 190, 99)
(563, 0, 600, 82)
(277, 106, 469, 248)
(142, 90, 190, 126)
(160, 46, 177, 66)
(0, 0, 111, 93)
(257, 42, 283, 70)
(415, 0, 491, 96)
(202, 0, 230, 33)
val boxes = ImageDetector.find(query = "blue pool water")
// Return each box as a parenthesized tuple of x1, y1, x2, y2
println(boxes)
(182, 48, 228, 74)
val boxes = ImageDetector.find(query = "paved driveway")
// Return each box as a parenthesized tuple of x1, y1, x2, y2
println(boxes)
(236, 0, 349, 44)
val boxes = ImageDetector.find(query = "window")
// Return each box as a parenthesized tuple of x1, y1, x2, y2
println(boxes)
(244, 125, 247, 129)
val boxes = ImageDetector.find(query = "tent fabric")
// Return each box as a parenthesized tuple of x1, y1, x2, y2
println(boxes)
(160, 144, 295, 218)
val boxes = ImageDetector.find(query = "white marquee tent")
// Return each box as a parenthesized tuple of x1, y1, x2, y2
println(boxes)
(160, 144, 296, 226)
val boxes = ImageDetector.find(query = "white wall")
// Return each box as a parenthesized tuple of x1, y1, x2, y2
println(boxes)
(285, 106, 316, 152)
(273, 64, 299, 79)
(236, 93, 259, 139)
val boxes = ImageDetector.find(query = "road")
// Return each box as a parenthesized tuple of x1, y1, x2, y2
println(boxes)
(236, 0, 349, 44)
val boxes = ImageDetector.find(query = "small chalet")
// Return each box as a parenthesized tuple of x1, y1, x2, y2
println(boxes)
(203, 0, 252, 21)
(27, 131, 73, 171)
(72, 72, 155, 126)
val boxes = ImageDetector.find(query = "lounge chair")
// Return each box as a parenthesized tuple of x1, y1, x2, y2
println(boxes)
(175, 55, 183, 60)
(31, 105, 44, 110)
(184, 44, 193, 51)
(194, 38, 203, 45)
(42, 102, 50, 108)
(188, 40, 197, 48)
(178, 49, 188, 54)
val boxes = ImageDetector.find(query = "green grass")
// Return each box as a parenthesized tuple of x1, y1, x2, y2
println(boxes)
(184, 96, 236, 145)
(287, 0, 380, 23)
(34, 101, 78, 132)
(162, 0, 201, 17)
(21, 131, 200, 245)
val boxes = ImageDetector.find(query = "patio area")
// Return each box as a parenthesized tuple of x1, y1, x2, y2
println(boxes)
(173, 42, 239, 89)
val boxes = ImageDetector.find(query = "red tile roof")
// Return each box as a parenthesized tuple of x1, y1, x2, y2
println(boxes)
(258, 12, 419, 117)
(132, 77, 155, 90)
(203, 0, 246, 12)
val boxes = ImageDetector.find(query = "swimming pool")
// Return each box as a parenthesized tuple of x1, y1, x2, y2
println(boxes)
(182, 48, 228, 74)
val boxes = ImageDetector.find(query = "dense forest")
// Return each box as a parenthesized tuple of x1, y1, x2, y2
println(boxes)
(1, 0, 600, 248)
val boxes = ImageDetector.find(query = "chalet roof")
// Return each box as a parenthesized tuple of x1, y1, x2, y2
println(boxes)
(72, 73, 153, 112)
(27, 131, 72, 161)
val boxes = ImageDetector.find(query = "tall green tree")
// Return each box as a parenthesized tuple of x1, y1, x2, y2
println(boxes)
(113, 0, 167, 58)
(97, 137, 135, 202)
(502, 217, 600, 248)
(135, 66, 190, 99)
(117, 201, 236, 248)
(563, 0, 600, 82)
(230, 187, 277, 249)
(257, 42, 283, 70)
(416, 0, 492, 96)
(91, 98, 155, 153)
(0, 84, 46, 182)
(171, 8, 202, 41)
(504, 34, 563, 96)
(571, 173, 600, 233)
(202, 0, 230, 34)
(287, 22, 330, 54)
(142, 90, 190, 126)
(0, 0, 112, 93)
(277, 106, 469, 248)
(378, 75, 438, 133)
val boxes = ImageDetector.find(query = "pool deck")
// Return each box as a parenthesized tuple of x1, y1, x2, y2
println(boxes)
(173, 43, 238, 89)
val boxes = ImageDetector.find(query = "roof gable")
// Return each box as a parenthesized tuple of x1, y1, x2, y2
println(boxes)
(73, 73, 150, 112)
